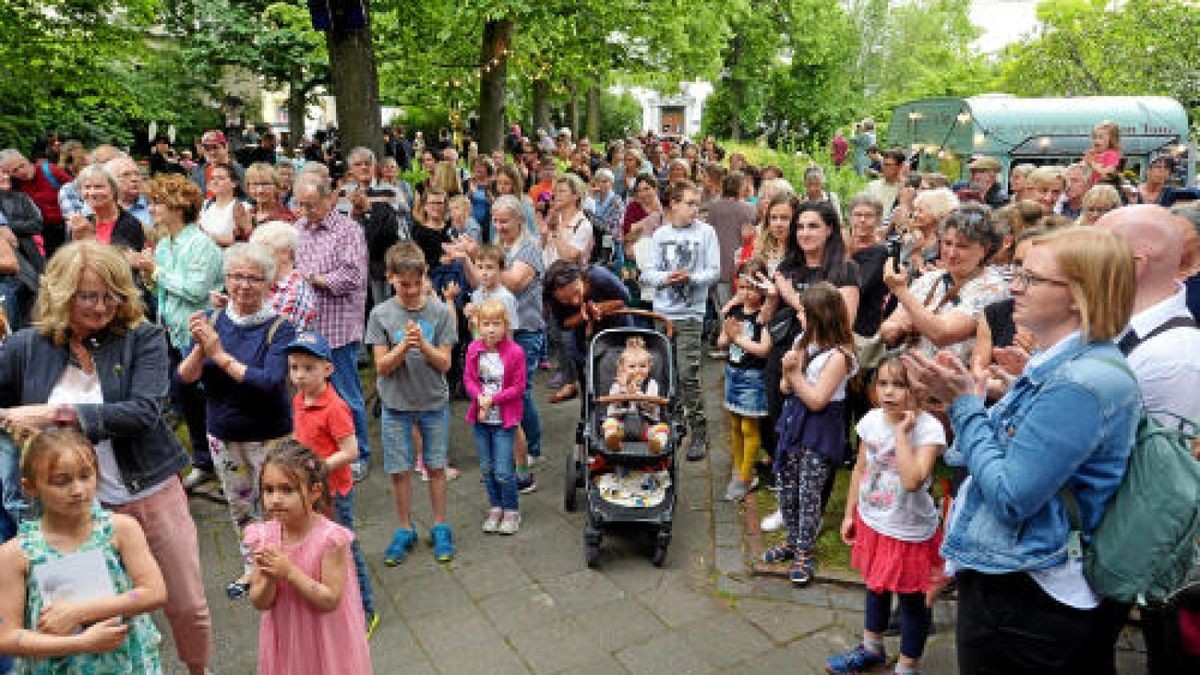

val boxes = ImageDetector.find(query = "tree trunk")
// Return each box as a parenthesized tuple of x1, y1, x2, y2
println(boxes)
(585, 84, 601, 141)
(287, 67, 307, 150)
(566, 83, 580, 137)
(477, 18, 513, 154)
(532, 79, 552, 134)
(325, 11, 383, 157)
(728, 35, 744, 142)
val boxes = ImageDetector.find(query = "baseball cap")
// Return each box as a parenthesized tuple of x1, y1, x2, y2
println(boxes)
(200, 130, 227, 146)
(284, 331, 332, 361)
(969, 156, 1001, 171)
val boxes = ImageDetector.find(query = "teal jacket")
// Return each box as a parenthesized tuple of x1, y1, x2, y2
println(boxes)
(154, 224, 223, 348)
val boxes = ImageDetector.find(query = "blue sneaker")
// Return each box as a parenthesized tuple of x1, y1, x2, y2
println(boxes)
(383, 528, 417, 566)
(430, 523, 455, 562)
(825, 644, 887, 673)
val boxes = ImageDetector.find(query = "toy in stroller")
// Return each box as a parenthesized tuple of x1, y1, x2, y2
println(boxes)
(563, 309, 684, 568)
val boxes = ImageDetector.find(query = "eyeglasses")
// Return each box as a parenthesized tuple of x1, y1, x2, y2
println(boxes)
(1011, 268, 1068, 290)
(74, 291, 125, 308)
(202, 145, 221, 151)
(226, 273, 266, 286)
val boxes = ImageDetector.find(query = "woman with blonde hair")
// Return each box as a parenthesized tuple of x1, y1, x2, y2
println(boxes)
(244, 162, 294, 227)
(905, 226, 1139, 674)
(0, 241, 213, 675)
(1078, 183, 1122, 226)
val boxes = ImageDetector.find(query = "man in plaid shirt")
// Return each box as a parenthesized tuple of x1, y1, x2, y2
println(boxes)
(293, 171, 373, 480)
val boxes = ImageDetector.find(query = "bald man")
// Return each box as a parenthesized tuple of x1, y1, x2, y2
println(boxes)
(1097, 205, 1200, 421)
(1097, 204, 1200, 675)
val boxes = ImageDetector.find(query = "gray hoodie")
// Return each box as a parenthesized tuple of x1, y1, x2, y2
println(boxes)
(639, 219, 720, 320)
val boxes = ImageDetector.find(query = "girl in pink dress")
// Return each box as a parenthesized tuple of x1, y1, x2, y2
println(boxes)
(246, 441, 372, 675)
(1084, 120, 1122, 185)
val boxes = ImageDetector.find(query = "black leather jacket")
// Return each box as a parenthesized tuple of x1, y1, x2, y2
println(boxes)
(0, 322, 188, 495)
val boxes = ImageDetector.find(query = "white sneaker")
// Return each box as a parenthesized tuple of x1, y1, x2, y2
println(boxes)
(482, 508, 502, 534)
(497, 511, 521, 535)
(761, 508, 784, 532)
(527, 454, 546, 468)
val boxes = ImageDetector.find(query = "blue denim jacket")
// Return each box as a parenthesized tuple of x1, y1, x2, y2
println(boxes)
(941, 337, 1139, 573)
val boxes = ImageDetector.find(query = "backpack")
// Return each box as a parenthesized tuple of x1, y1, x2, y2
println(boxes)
(1062, 324, 1200, 604)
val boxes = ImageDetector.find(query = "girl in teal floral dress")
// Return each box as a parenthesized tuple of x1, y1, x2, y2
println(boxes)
(0, 429, 166, 674)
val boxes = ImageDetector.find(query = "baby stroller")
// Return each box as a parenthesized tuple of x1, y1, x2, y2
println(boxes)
(563, 309, 683, 568)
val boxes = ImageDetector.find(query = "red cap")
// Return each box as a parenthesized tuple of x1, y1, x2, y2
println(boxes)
(200, 130, 227, 146)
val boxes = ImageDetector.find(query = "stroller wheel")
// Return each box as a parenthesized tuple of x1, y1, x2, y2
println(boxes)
(563, 449, 579, 512)
(651, 530, 671, 567)
(585, 526, 602, 568)
(651, 544, 667, 567)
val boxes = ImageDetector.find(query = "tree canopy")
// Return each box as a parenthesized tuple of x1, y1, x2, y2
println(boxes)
(0, 0, 1195, 153)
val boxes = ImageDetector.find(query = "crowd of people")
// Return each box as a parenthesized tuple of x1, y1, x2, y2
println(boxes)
(0, 116, 1197, 675)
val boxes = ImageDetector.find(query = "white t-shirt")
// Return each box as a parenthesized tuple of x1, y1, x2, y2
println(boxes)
(801, 345, 856, 402)
(854, 408, 946, 542)
(477, 350, 504, 425)
(199, 198, 237, 242)
(470, 285, 519, 331)
(542, 211, 593, 267)
(47, 365, 170, 506)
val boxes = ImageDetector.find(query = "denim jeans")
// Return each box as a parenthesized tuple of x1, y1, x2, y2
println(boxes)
(332, 489, 375, 618)
(673, 317, 706, 436)
(0, 431, 24, 541)
(511, 329, 545, 458)
(330, 342, 372, 464)
(381, 407, 450, 473)
(472, 424, 518, 510)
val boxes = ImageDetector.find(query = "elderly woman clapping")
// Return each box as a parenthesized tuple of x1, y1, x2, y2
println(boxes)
(177, 242, 296, 599)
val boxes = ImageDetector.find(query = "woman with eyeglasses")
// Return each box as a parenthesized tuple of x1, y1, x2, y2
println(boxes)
(903, 227, 1140, 674)
(0, 240, 214, 675)
(177, 242, 297, 602)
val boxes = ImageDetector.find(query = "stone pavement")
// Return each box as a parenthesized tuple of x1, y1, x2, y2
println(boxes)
(168, 360, 1148, 674)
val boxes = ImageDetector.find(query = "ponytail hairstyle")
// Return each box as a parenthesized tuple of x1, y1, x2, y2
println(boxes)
(260, 439, 332, 517)
(617, 336, 653, 370)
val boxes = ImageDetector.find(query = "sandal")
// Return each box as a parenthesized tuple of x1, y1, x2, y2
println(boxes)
(762, 543, 796, 564)
(549, 383, 578, 404)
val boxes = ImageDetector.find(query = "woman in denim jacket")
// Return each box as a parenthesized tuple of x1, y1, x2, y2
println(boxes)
(0, 241, 212, 675)
(905, 227, 1140, 675)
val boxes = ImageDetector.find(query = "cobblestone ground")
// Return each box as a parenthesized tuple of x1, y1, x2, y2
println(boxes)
(160, 360, 1148, 674)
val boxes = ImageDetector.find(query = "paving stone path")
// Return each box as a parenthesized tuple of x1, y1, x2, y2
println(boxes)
(166, 361, 1147, 674)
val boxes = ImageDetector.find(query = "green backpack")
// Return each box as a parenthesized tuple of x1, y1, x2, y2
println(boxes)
(1062, 355, 1200, 604)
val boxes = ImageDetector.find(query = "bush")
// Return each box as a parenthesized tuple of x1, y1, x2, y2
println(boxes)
(584, 92, 643, 144)
(723, 141, 868, 222)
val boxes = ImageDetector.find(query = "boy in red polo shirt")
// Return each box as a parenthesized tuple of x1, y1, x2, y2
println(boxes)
(284, 331, 378, 635)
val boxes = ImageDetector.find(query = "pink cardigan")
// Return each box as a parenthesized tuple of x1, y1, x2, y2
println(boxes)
(464, 337, 526, 428)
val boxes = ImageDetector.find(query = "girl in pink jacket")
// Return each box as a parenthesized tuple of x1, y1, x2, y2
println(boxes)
(464, 299, 527, 535)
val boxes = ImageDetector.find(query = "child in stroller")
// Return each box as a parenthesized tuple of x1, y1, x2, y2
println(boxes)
(601, 337, 670, 454)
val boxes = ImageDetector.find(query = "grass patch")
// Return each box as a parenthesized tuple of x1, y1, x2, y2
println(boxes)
(753, 470, 854, 573)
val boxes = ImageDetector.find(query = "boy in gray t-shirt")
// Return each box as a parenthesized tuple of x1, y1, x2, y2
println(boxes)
(366, 242, 459, 564)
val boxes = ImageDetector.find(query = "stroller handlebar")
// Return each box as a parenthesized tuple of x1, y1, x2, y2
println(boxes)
(600, 308, 674, 338)
(595, 393, 671, 406)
